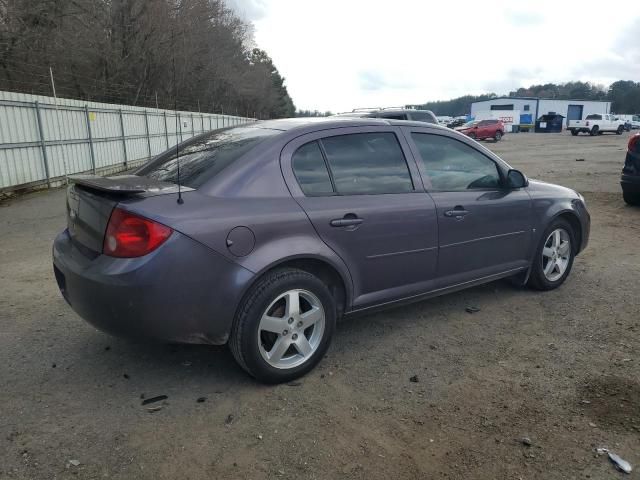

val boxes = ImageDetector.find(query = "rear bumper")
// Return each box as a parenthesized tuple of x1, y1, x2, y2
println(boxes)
(53, 229, 254, 345)
(621, 174, 640, 194)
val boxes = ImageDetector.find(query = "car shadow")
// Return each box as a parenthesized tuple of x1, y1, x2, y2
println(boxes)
(61, 278, 531, 390)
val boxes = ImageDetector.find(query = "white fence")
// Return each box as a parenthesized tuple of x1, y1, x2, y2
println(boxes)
(0, 91, 255, 192)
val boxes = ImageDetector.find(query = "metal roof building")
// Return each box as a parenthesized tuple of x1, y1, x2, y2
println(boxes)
(470, 97, 611, 128)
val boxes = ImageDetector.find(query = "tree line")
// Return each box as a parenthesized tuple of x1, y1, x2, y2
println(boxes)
(0, 0, 295, 118)
(415, 81, 640, 116)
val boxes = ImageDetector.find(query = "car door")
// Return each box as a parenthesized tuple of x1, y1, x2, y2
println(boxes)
(403, 128, 532, 286)
(280, 126, 438, 309)
(475, 120, 488, 138)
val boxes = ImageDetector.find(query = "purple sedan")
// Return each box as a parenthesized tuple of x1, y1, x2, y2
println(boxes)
(53, 117, 590, 383)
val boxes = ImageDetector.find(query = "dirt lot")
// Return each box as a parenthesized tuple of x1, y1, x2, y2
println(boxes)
(1, 131, 639, 479)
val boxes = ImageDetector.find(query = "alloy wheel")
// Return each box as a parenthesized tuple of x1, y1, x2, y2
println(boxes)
(541, 228, 571, 282)
(257, 289, 325, 369)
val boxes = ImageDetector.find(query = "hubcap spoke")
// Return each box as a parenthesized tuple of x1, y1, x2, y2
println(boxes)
(268, 337, 290, 363)
(542, 247, 554, 258)
(260, 315, 284, 334)
(294, 336, 313, 357)
(552, 229, 561, 248)
(285, 291, 301, 318)
(300, 306, 322, 329)
(558, 240, 570, 256)
(544, 258, 556, 276)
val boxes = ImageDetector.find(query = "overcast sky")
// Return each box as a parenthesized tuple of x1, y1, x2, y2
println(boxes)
(229, 0, 640, 112)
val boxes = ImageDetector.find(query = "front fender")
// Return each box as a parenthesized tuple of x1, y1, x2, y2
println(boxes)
(530, 198, 590, 259)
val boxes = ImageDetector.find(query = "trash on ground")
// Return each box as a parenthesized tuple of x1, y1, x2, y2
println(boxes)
(225, 414, 234, 426)
(68, 459, 80, 467)
(287, 381, 302, 387)
(521, 437, 532, 447)
(197, 396, 206, 403)
(141, 395, 167, 406)
(596, 448, 632, 474)
(409, 375, 419, 383)
(123, 373, 129, 379)
(575, 158, 585, 162)
(146, 405, 163, 413)
(465, 306, 480, 314)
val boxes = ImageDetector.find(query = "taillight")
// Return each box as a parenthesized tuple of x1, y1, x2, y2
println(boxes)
(103, 208, 172, 258)
(629, 133, 640, 153)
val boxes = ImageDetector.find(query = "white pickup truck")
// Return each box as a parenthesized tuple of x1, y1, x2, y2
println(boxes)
(568, 114, 625, 136)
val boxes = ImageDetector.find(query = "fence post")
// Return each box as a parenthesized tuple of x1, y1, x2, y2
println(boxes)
(34, 101, 52, 188)
(144, 110, 152, 159)
(191, 114, 195, 137)
(118, 109, 128, 168)
(163, 111, 169, 149)
(178, 113, 183, 143)
(84, 105, 96, 174)
(201, 114, 204, 133)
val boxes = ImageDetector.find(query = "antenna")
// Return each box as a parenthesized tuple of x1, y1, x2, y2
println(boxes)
(172, 25, 184, 205)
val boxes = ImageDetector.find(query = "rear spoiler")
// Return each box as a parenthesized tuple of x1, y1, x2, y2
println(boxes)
(69, 175, 193, 196)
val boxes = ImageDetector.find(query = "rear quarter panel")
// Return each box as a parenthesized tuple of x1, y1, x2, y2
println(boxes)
(118, 135, 355, 307)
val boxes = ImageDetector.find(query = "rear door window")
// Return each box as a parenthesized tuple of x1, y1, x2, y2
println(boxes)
(137, 126, 278, 188)
(411, 133, 501, 191)
(586, 114, 602, 120)
(320, 132, 414, 195)
(292, 141, 334, 196)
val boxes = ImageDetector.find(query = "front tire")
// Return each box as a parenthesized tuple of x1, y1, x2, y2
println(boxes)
(570, 129, 579, 136)
(527, 219, 576, 291)
(590, 126, 599, 136)
(616, 125, 624, 135)
(229, 268, 336, 383)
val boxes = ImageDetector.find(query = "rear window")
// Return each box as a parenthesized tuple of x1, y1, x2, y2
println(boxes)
(376, 113, 407, 120)
(136, 127, 278, 188)
(409, 111, 437, 124)
(586, 114, 602, 120)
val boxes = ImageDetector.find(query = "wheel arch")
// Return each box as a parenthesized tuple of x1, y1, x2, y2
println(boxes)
(549, 210, 583, 255)
(238, 255, 352, 319)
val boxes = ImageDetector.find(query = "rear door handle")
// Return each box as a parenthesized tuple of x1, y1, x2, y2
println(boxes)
(330, 217, 363, 227)
(444, 207, 470, 218)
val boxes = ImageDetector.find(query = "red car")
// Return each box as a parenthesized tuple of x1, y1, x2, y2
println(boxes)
(456, 119, 505, 141)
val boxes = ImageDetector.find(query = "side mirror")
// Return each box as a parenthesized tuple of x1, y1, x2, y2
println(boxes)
(507, 169, 528, 189)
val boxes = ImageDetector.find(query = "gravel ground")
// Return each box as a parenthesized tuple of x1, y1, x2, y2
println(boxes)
(1, 131, 639, 479)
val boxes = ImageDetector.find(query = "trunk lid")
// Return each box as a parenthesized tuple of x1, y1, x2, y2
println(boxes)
(66, 175, 191, 253)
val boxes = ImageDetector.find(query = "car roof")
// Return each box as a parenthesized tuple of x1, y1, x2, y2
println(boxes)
(246, 117, 450, 134)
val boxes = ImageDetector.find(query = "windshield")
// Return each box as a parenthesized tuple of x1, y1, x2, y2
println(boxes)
(462, 121, 478, 128)
(136, 127, 279, 188)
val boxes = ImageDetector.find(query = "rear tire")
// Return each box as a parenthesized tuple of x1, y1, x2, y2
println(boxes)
(527, 218, 576, 291)
(494, 131, 502, 141)
(229, 268, 336, 384)
(623, 190, 640, 206)
(590, 126, 599, 136)
(570, 129, 579, 136)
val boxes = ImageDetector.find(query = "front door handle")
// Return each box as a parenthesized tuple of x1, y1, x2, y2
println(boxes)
(330, 216, 363, 227)
(444, 207, 470, 218)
